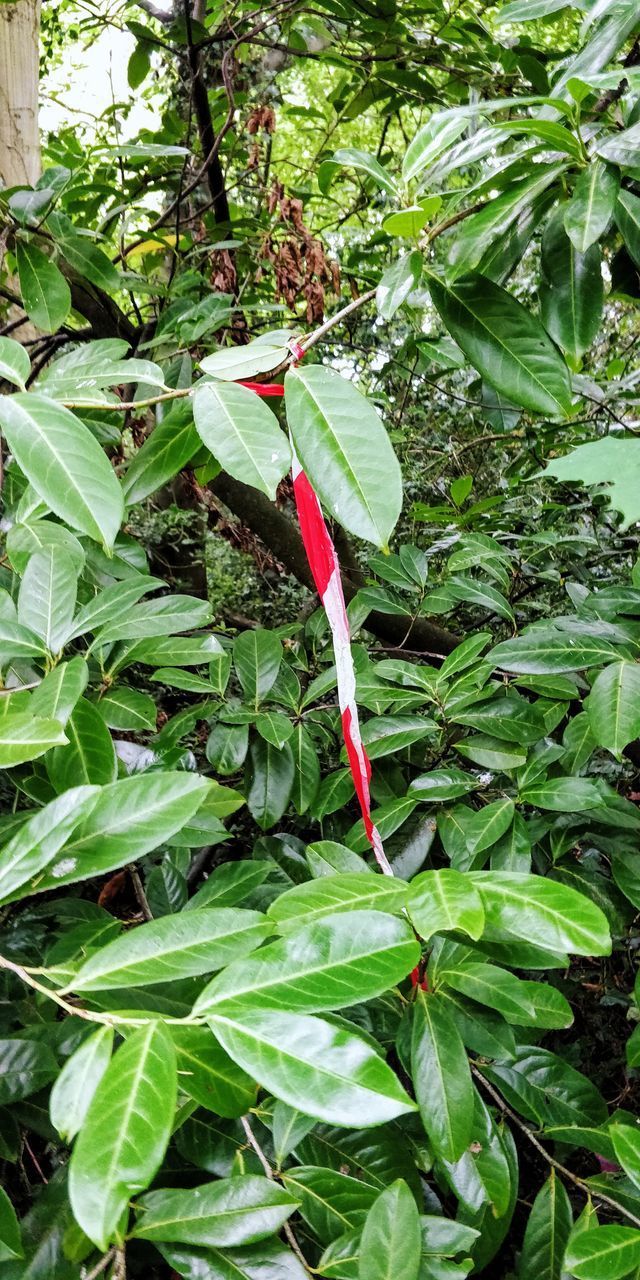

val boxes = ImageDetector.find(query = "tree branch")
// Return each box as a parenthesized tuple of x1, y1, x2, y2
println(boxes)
(184, 0, 231, 225)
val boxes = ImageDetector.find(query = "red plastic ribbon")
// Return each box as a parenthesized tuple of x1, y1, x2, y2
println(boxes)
(234, 348, 392, 875)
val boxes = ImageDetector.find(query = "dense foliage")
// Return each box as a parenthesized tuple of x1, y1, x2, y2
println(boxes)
(2, 0, 640, 1276)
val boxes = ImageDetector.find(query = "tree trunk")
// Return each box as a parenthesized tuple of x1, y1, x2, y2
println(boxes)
(0, 0, 41, 188)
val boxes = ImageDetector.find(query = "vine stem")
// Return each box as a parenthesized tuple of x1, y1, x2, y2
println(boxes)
(472, 1064, 640, 1229)
(0, 953, 203, 1029)
(240, 1115, 313, 1273)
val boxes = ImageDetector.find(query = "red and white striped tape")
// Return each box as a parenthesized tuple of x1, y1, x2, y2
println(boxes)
(235, 363, 393, 877)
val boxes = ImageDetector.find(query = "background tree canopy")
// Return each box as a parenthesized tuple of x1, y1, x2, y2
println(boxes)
(1, 0, 640, 1277)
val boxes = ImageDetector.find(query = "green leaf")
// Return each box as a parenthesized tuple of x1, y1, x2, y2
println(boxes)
(284, 1165, 377, 1243)
(0, 1186, 22, 1263)
(94, 593, 211, 645)
(411, 991, 474, 1162)
(193, 910, 419, 1015)
(485, 1045, 606, 1128)
(408, 869, 485, 942)
(206, 721, 249, 775)
(615, 189, 640, 270)
(49, 1026, 114, 1143)
(447, 575, 514, 623)
(25, 772, 209, 895)
(47, 211, 121, 291)
(67, 575, 163, 641)
(0, 394, 124, 549)
(210, 1009, 416, 1127)
(540, 210, 603, 361)
(358, 1181, 421, 1280)
(0, 1037, 58, 1104)
(267, 872, 409, 932)
(610, 1124, 640, 1191)
(69, 1022, 177, 1250)
(133, 1175, 298, 1247)
(70, 908, 272, 990)
(192, 382, 291, 500)
(564, 161, 619, 252)
(383, 204, 438, 237)
(285, 365, 402, 549)
(0, 785, 99, 904)
(170, 1026, 256, 1116)
(30, 655, 89, 724)
(7, 517, 86, 575)
(564, 1226, 640, 1280)
(469, 872, 611, 955)
(329, 147, 398, 196)
(442, 961, 535, 1024)
(15, 240, 71, 332)
(17, 547, 78, 652)
(122, 411, 200, 504)
(96, 687, 157, 731)
(246, 737, 294, 830)
(519, 1172, 572, 1280)
(597, 120, 640, 169)
(256, 710, 294, 748)
(359, 715, 437, 759)
(0, 337, 30, 391)
(408, 768, 476, 801)
(0, 617, 49, 662)
(544, 439, 640, 532)
(199, 337, 290, 381)
(426, 272, 572, 418)
(587, 661, 640, 758)
(160, 1239, 307, 1279)
(376, 252, 422, 320)
(290, 722, 321, 814)
(519, 777, 602, 812)
(490, 630, 621, 673)
(402, 112, 469, 184)
(0, 713, 67, 766)
(233, 629, 282, 707)
(496, 0, 574, 19)
(47, 697, 118, 790)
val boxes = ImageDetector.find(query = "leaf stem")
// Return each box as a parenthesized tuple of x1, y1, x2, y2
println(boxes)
(241, 1115, 314, 1273)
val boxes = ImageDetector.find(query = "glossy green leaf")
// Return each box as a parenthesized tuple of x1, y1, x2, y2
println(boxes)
(49, 1026, 114, 1143)
(427, 272, 572, 418)
(358, 1180, 420, 1280)
(329, 147, 398, 196)
(490, 631, 620, 673)
(285, 364, 402, 549)
(519, 1172, 572, 1280)
(485, 1045, 607, 1127)
(70, 907, 272, 990)
(0, 337, 30, 391)
(564, 161, 619, 252)
(30, 655, 89, 724)
(246, 736, 294, 830)
(0, 784, 99, 904)
(587, 660, 640, 758)
(267, 873, 409, 932)
(47, 697, 118, 790)
(402, 112, 469, 183)
(610, 1124, 640, 1191)
(0, 1037, 58, 1104)
(17, 547, 78, 652)
(615, 188, 640, 269)
(69, 1022, 177, 1250)
(290, 722, 321, 814)
(25, 772, 209, 895)
(199, 336, 289, 381)
(47, 211, 121, 291)
(170, 1026, 256, 1116)
(94, 593, 211, 644)
(122, 411, 200, 504)
(234, 629, 282, 707)
(0, 394, 124, 549)
(540, 210, 603, 361)
(283, 1165, 377, 1243)
(193, 910, 419, 1015)
(96, 686, 157, 731)
(469, 872, 611, 955)
(408, 768, 476, 801)
(134, 1175, 298, 1247)
(544, 439, 640, 531)
(376, 252, 422, 320)
(443, 961, 535, 1024)
(210, 1008, 416, 1127)
(408, 869, 485, 942)
(0, 1187, 22, 1263)
(519, 777, 602, 812)
(0, 713, 67, 766)
(193, 382, 291, 500)
(411, 991, 474, 1162)
(16, 240, 71, 332)
(564, 1226, 640, 1280)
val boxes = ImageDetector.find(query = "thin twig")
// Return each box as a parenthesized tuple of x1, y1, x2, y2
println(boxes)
(241, 1115, 313, 1272)
(472, 1064, 640, 1228)
(0, 953, 198, 1028)
(128, 865, 154, 921)
(82, 1248, 116, 1280)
